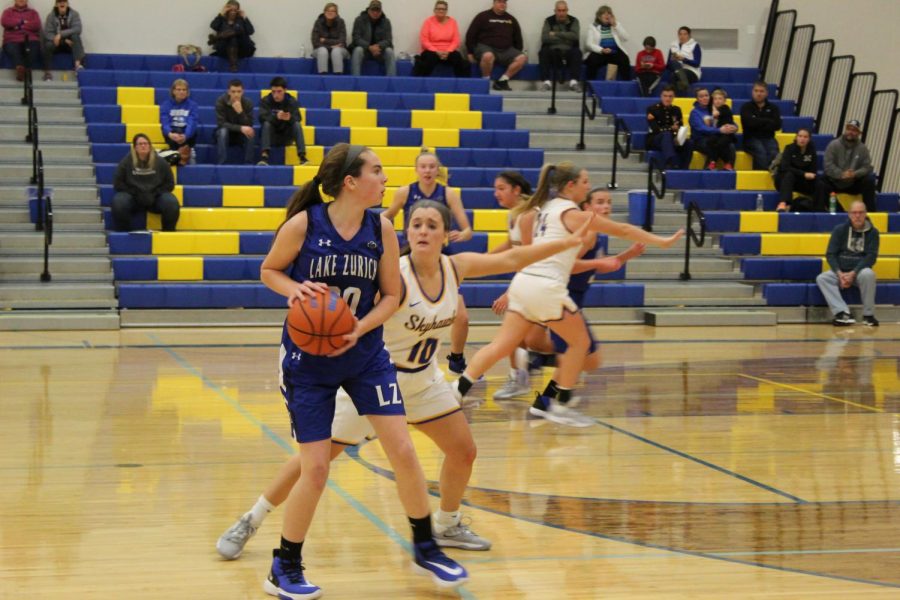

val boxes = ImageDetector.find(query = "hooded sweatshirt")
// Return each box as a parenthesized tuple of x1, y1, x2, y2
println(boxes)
(826, 218, 879, 273)
(42, 5, 82, 41)
(1, 4, 41, 45)
(351, 9, 392, 50)
(113, 152, 175, 208)
(160, 97, 200, 139)
(824, 135, 873, 187)
(311, 13, 347, 49)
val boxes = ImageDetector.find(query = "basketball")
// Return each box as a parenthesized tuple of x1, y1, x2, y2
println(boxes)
(287, 289, 355, 355)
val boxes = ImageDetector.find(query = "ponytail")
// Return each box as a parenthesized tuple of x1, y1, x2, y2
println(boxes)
(514, 161, 583, 217)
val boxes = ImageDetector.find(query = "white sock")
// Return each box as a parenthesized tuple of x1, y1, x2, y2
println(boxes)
(499, 75, 509, 82)
(248, 495, 275, 528)
(434, 509, 461, 533)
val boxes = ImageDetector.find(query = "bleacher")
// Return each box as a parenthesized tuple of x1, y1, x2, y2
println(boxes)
(69, 51, 899, 317)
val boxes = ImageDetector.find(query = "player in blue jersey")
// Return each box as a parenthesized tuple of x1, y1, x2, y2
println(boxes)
(258, 144, 467, 598)
(382, 150, 474, 375)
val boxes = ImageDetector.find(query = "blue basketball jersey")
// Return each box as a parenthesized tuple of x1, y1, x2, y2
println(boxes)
(280, 202, 386, 380)
(568, 235, 604, 296)
(403, 182, 447, 225)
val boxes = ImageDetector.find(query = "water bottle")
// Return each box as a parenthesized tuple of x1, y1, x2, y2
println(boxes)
(829, 192, 838, 214)
(756, 193, 764, 212)
(299, 44, 306, 58)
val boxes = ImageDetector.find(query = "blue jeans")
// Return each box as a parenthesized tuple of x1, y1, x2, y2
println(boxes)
(260, 121, 306, 157)
(648, 131, 691, 169)
(216, 126, 255, 165)
(743, 136, 779, 170)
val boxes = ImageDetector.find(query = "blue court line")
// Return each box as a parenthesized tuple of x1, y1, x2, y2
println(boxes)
(591, 417, 809, 503)
(148, 334, 476, 600)
(347, 450, 900, 590)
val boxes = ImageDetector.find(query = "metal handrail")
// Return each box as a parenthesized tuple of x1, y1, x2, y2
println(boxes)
(547, 68, 558, 115)
(758, 0, 781, 76)
(35, 150, 52, 281)
(29, 106, 39, 185)
(608, 117, 631, 190)
(35, 149, 45, 231)
(20, 40, 33, 107)
(680, 202, 707, 281)
(576, 80, 599, 151)
(644, 156, 666, 232)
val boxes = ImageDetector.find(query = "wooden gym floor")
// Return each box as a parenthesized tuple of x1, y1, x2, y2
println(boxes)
(1, 323, 899, 599)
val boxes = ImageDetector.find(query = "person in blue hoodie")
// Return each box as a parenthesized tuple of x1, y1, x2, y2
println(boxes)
(689, 87, 736, 171)
(160, 78, 200, 166)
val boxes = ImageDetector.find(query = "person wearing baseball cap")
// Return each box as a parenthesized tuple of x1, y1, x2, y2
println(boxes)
(823, 119, 876, 212)
(350, 0, 396, 76)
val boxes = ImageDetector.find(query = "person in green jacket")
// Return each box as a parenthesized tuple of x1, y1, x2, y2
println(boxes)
(815, 201, 880, 326)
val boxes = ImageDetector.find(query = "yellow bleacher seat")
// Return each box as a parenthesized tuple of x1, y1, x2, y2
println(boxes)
(258, 89, 298, 99)
(434, 93, 470, 112)
(120, 105, 159, 124)
(283, 144, 324, 167)
(331, 91, 367, 110)
(172, 185, 183, 205)
(411, 110, 482, 130)
(293, 165, 418, 186)
(487, 232, 508, 252)
(370, 146, 430, 167)
(422, 128, 459, 148)
(822, 257, 900, 280)
(126, 123, 164, 144)
(174, 208, 283, 231)
(881, 236, 900, 255)
(340, 109, 378, 128)
(760, 233, 830, 255)
(157, 256, 204, 281)
(222, 185, 264, 208)
(736, 170, 775, 191)
(151, 232, 240, 255)
(393, 210, 404, 230)
(775, 133, 794, 151)
(350, 127, 388, 146)
(117, 87, 155, 105)
(739, 212, 779, 233)
(688, 151, 753, 171)
(474, 210, 508, 232)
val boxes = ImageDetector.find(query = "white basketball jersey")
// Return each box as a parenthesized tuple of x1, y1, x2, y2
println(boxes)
(384, 254, 459, 373)
(508, 207, 536, 246)
(520, 197, 580, 284)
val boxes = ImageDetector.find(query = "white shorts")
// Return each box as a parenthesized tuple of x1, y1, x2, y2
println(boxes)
(331, 365, 460, 445)
(507, 272, 578, 323)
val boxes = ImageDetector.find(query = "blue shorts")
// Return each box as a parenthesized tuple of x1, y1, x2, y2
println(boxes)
(281, 347, 405, 443)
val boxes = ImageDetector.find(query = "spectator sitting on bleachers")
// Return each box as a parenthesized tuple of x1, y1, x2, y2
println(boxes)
(258, 76, 307, 166)
(647, 84, 691, 170)
(824, 120, 876, 212)
(413, 0, 468, 78)
(634, 36, 664, 97)
(1, 0, 41, 82)
(209, 1, 255, 72)
(666, 26, 701, 96)
(465, 0, 526, 91)
(311, 2, 349, 75)
(815, 200, 879, 327)
(583, 5, 630, 82)
(215, 78, 255, 165)
(111, 133, 179, 233)
(689, 86, 737, 171)
(350, 0, 395, 77)
(41, 0, 83, 81)
(160, 78, 199, 166)
(537, 1, 580, 92)
(774, 127, 825, 212)
(710, 89, 737, 164)
(739, 80, 782, 171)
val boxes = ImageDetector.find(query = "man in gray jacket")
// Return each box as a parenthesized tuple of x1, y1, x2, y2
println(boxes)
(824, 119, 876, 212)
(350, 0, 395, 76)
(41, 0, 83, 80)
(538, 1, 580, 91)
(815, 200, 880, 326)
(215, 79, 255, 165)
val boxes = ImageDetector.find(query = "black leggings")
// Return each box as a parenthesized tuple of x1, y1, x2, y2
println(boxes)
(584, 50, 631, 80)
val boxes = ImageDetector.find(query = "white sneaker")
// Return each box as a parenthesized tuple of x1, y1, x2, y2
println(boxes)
(675, 125, 689, 147)
(548, 401, 594, 427)
(434, 518, 492, 551)
(541, 80, 552, 91)
(217, 514, 258, 560)
(568, 79, 579, 91)
(493, 369, 530, 399)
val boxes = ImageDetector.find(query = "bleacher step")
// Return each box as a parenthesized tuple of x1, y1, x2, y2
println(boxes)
(644, 310, 777, 327)
(0, 143, 92, 162)
(0, 164, 94, 184)
(0, 105, 84, 123)
(627, 258, 735, 275)
(644, 282, 755, 299)
(0, 232, 107, 252)
(0, 256, 110, 276)
(0, 185, 97, 204)
(0, 282, 114, 302)
(543, 150, 644, 170)
(503, 95, 588, 114)
(644, 297, 766, 307)
(0, 86, 80, 105)
(0, 207, 100, 225)
(516, 114, 614, 133)
(0, 309, 119, 331)
(0, 124, 87, 143)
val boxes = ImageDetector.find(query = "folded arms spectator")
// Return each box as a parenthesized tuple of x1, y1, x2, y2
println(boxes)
(2, 0, 41, 81)
(311, 3, 349, 74)
(538, 1, 581, 91)
(350, 0, 396, 77)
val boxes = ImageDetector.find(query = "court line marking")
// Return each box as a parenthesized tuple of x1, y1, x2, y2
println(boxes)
(590, 418, 808, 503)
(347, 448, 900, 590)
(148, 334, 477, 600)
(737, 373, 883, 413)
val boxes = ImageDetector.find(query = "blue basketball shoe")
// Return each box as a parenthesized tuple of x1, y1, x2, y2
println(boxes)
(413, 539, 469, 588)
(263, 549, 322, 600)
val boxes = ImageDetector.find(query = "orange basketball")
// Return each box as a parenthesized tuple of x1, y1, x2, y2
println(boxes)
(287, 289, 355, 355)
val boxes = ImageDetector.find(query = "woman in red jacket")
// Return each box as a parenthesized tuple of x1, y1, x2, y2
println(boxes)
(2, 0, 41, 81)
(634, 36, 664, 97)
